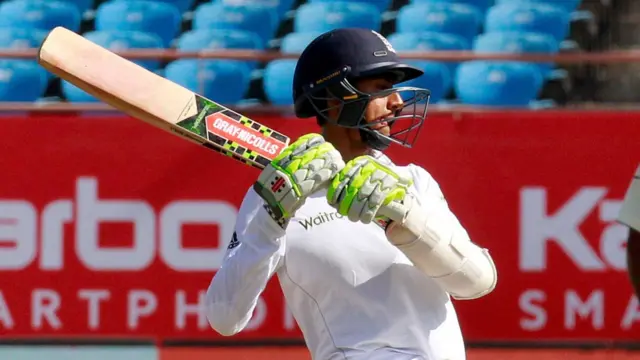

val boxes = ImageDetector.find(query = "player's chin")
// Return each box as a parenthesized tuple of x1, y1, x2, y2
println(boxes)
(377, 127, 391, 137)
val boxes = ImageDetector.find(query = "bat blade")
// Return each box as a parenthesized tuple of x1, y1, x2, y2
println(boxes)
(36, 26, 289, 169)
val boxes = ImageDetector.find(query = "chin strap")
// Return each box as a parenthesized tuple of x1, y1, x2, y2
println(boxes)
(359, 127, 391, 151)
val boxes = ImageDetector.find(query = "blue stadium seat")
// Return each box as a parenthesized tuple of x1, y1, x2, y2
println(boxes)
(306, 0, 393, 12)
(280, 31, 322, 53)
(95, 0, 182, 47)
(409, 0, 493, 14)
(177, 29, 263, 51)
(62, 82, 98, 102)
(484, 3, 571, 42)
(193, 2, 279, 47)
(262, 32, 321, 105)
(454, 61, 543, 107)
(473, 31, 559, 78)
(0, 28, 50, 80)
(0, 0, 82, 33)
(398, 62, 450, 104)
(263, 59, 295, 105)
(114, 0, 196, 13)
(0, 60, 49, 101)
(220, 0, 296, 20)
(396, 3, 482, 43)
(495, 0, 582, 12)
(176, 29, 264, 71)
(59, 0, 95, 14)
(388, 31, 469, 80)
(0, 28, 48, 51)
(83, 30, 165, 71)
(294, 2, 381, 33)
(165, 59, 251, 105)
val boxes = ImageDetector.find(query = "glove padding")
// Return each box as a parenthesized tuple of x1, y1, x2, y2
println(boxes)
(254, 133, 345, 227)
(326, 155, 413, 226)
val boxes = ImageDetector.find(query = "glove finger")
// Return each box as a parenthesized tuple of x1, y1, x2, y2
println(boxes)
(328, 158, 364, 206)
(348, 196, 368, 223)
(278, 134, 325, 170)
(379, 172, 398, 192)
(309, 150, 345, 192)
(350, 180, 380, 224)
(293, 147, 345, 196)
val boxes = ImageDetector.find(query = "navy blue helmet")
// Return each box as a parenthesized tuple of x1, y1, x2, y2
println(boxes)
(292, 28, 431, 151)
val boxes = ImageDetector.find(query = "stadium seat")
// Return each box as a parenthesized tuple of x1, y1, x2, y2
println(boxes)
(263, 59, 295, 105)
(495, 0, 583, 12)
(0, 60, 49, 101)
(95, 0, 182, 47)
(0, 28, 51, 81)
(262, 31, 321, 105)
(398, 62, 450, 104)
(59, 0, 95, 14)
(164, 59, 251, 105)
(193, 2, 279, 47)
(396, 3, 482, 43)
(388, 31, 469, 82)
(0, 28, 48, 52)
(176, 29, 264, 71)
(305, 0, 393, 13)
(454, 61, 543, 107)
(484, 3, 571, 43)
(220, 0, 296, 20)
(0, 0, 82, 33)
(62, 82, 97, 102)
(473, 31, 559, 78)
(409, 0, 493, 14)
(177, 29, 263, 51)
(114, 0, 196, 13)
(280, 31, 323, 53)
(294, 2, 382, 33)
(83, 30, 165, 71)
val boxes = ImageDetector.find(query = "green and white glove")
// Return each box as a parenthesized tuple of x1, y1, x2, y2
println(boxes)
(254, 133, 345, 228)
(326, 155, 414, 227)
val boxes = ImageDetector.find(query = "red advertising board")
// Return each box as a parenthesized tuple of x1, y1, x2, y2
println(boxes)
(0, 110, 639, 343)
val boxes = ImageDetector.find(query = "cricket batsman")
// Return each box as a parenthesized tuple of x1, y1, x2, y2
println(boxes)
(618, 165, 640, 299)
(205, 28, 498, 360)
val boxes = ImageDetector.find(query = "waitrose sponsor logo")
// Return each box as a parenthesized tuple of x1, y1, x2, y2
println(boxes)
(297, 211, 344, 230)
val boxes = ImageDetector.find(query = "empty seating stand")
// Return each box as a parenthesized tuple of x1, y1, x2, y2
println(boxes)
(0, 0, 590, 107)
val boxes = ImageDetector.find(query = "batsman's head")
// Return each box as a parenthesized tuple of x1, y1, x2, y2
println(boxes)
(292, 28, 430, 152)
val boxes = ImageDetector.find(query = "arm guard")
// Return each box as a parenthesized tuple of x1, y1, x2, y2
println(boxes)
(386, 195, 497, 300)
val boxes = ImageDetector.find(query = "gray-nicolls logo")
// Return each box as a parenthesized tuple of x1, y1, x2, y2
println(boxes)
(297, 211, 344, 230)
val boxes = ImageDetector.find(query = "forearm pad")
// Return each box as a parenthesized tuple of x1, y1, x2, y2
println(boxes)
(385, 197, 497, 300)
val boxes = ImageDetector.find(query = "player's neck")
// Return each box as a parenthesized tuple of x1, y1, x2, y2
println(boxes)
(322, 125, 368, 163)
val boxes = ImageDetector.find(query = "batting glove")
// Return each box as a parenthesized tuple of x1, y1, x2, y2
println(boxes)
(326, 155, 413, 226)
(254, 133, 345, 228)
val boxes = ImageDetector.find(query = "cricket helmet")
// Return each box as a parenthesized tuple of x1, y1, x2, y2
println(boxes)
(292, 28, 431, 151)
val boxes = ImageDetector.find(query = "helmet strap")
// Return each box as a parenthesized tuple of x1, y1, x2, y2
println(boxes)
(358, 123, 391, 151)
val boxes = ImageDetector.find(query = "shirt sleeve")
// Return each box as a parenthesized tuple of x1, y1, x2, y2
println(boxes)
(205, 186, 287, 336)
(408, 164, 457, 224)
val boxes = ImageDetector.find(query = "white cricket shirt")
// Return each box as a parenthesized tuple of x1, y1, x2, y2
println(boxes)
(206, 152, 468, 360)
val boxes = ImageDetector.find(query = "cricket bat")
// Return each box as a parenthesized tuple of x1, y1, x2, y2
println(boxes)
(36, 26, 289, 169)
